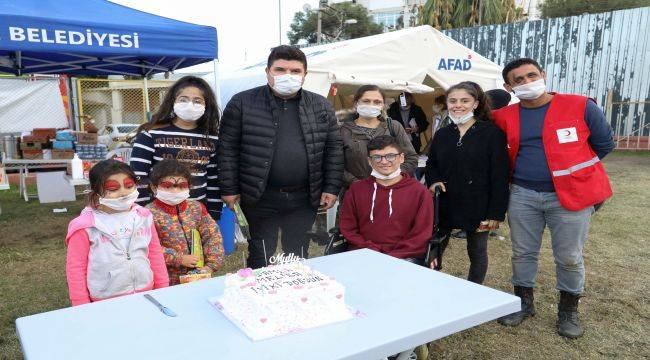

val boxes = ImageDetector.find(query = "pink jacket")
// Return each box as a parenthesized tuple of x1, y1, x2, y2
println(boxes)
(65, 205, 169, 306)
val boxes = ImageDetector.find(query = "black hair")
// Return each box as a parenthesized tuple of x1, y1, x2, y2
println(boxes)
(353, 84, 386, 103)
(502, 58, 543, 84)
(149, 159, 192, 187)
(88, 159, 136, 208)
(445, 81, 493, 122)
(267, 45, 307, 71)
(434, 94, 447, 110)
(143, 76, 219, 136)
(367, 135, 403, 154)
(485, 89, 512, 110)
(434, 94, 446, 105)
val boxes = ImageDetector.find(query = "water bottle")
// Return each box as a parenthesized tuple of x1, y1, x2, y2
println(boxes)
(71, 154, 83, 179)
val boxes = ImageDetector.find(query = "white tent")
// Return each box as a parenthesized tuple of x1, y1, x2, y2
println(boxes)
(211, 25, 504, 108)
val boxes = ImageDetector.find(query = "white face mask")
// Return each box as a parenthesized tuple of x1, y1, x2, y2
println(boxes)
(99, 189, 139, 211)
(449, 111, 474, 125)
(271, 74, 303, 96)
(155, 189, 190, 206)
(371, 168, 402, 180)
(512, 78, 546, 100)
(174, 102, 205, 122)
(356, 104, 382, 119)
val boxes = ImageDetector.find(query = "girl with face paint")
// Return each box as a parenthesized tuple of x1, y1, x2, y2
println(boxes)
(424, 82, 510, 284)
(146, 159, 224, 285)
(64, 160, 169, 306)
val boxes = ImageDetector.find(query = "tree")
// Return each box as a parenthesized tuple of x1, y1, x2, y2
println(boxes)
(288, 2, 383, 45)
(416, 0, 525, 30)
(539, 0, 649, 19)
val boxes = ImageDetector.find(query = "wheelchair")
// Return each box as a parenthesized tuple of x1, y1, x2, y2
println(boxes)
(323, 187, 448, 360)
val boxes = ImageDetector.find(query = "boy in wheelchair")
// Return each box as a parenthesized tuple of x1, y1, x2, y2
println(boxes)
(338, 135, 433, 263)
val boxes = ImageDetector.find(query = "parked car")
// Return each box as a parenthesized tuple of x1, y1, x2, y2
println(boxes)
(98, 124, 140, 146)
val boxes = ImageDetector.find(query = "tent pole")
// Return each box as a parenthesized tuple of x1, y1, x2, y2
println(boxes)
(143, 76, 151, 123)
(213, 59, 222, 110)
(69, 77, 82, 131)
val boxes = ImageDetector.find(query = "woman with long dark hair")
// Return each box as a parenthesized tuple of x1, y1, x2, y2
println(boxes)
(424, 81, 509, 284)
(130, 75, 222, 220)
(340, 85, 418, 198)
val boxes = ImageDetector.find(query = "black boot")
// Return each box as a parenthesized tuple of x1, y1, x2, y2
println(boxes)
(498, 286, 535, 326)
(557, 291, 584, 339)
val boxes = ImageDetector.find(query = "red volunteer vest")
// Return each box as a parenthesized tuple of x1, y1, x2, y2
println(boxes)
(493, 93, 612, 211)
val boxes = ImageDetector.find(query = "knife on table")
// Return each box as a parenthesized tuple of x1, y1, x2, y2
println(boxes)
(144, 294, 177, 317)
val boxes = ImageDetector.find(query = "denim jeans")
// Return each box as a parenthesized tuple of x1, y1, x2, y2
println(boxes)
(508, 184, 594, 294)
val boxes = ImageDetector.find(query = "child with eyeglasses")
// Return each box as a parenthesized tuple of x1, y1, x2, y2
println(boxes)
(146, 159, 224, 285)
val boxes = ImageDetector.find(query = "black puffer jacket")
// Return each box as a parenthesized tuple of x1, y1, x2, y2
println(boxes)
(218, 85, 344, 208)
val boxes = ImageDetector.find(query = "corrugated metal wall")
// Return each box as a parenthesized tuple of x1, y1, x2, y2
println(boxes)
(444, 7, 650, 148)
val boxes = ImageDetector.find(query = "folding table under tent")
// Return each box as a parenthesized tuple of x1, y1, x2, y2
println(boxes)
(0, 0, 218, 117)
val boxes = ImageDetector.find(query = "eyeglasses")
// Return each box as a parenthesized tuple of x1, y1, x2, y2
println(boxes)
(159, 180, 190, 190)
(369, 153, 401, 163)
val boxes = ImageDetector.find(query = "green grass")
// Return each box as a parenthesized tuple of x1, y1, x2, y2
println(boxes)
(1, 152, 649, 359)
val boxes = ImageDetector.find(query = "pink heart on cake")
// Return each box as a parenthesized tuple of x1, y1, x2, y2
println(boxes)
(238, 268, 254, 278)
(260, 318, 267, 323)
(301, 297, 308, 302)
(336, 294, 342, 299)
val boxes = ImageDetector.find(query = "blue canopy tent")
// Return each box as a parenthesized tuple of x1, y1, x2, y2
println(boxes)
(0, 0, 217, 76)
(0, 0, 218, 116)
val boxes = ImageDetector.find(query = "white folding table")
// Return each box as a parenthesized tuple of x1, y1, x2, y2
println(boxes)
(16, 249, 520, 360)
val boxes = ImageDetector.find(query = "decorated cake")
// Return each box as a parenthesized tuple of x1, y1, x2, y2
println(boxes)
(209, 260, 354, 340)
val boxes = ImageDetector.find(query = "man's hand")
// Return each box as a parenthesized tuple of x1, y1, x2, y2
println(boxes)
(486, 220, 500, 230)
(429, 182, 446, 195)
(319, 192, 337, 210)
(221, 194, 241, 211)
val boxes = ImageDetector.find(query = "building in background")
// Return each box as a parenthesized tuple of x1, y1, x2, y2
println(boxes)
(331, 0, 425, 31)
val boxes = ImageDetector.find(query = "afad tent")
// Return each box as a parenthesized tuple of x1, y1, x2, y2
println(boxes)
(214, 25, 503, 112)
(0, 0, 218, 127)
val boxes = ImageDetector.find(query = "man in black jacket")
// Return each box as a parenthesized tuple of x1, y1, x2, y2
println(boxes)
(218, 45, 344, 268)
(387, 92, 429, 153)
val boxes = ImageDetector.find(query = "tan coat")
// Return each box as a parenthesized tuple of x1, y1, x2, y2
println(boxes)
(340, 117, 418, 191)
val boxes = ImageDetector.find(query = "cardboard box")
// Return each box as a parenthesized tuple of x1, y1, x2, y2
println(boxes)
(20, 142, 43, 150)
(22, 149, 44, 160)
(52, 149, 75, 159)
(32, 128, 57, 140)
(76, 132, 98, 145)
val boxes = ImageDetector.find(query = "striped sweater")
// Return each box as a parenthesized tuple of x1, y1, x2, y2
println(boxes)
(130, 124, 221, 219)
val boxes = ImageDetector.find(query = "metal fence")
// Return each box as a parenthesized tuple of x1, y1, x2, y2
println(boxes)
(444, 7, 650, 150)
(75, 78, 175, 131)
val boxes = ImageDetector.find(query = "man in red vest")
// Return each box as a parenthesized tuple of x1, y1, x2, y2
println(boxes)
(493, 58, 615, 338)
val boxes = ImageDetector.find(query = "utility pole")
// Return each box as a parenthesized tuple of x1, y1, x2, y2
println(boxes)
(278, 0, 282, 45)
(317, 9, 322, 44)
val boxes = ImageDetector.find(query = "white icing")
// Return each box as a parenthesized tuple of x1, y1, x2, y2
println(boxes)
(213, 263, 353, 340)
